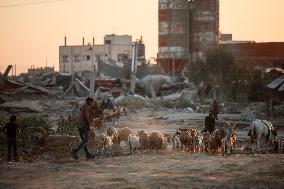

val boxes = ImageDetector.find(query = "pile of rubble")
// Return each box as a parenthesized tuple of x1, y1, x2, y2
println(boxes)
(240, 102, 266, 121)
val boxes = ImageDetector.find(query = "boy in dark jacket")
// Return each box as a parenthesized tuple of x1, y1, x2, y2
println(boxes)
(3, 115, 20, 164)
(202, 111, 215, 134)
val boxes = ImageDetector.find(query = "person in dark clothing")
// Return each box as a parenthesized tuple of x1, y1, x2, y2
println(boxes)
(202, 111, 215, 134)
(71, 97, 95, 160)
(212, 99, 220, 120)
(3, 115, 20, 164)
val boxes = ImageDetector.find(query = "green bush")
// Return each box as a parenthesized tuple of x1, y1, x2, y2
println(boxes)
(176, 100, 196, 109)
(0, 116, 9, 145)
(18, 114, 53, 140)
(56, 115, 78, 136)
(248, 70, 265, 102)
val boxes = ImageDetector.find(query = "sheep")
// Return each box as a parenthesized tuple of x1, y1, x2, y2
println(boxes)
(172, 128, 188, 150)
(89, 128, 115, 154)
(230, 132, 237, 151)
(148, 131, 168, 150)
(217, 122, 237, 155)
(128, 134, 140, 151)
(137, 130, 149, 150)
(103, 106, 127, 124)
(208, 129, 223, 154)
(197, 134, 204, 153)
(172, 133, 181, 150)
(106, 126, 132, 145)
(178, 129, 198, 153)
(92, 130, 113, 155)
(179, 130, 190, 146)
(201, 131, 211, 153)
(107, 126, 117, 137)
(118, 127, 132, 142)
(106, 126, 120, 145)
(189, 129, 199, 153)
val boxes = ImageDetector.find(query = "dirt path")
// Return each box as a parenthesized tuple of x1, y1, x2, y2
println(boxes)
(1, 153, 284, 189)
(0, 108, 284, 189)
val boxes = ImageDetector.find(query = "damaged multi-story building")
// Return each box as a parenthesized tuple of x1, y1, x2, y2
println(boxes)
(59, 34, 145, 79)
(158, 0, 219, 76)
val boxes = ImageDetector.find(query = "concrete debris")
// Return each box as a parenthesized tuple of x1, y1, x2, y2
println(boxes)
(138, 75, 173, 98)
(267, 75, 284, 91)
(240, 108, 256, 122)
(115, 94, 147, 108)
(0, 100, 43, 113)
(176, 89, 198, 108)
(185, 107, 194, 113)
(222, 102, 242, 113)
(179, 89, 198, 101)
(94, 87, 113, 100)
(274, 104, 284, 115)
(64, 78, 89, 97)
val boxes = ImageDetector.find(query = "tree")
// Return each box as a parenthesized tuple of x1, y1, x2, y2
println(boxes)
(248, 70, 265, 102)
(205, 47, 236, 88)
(187, 47, 238, 99)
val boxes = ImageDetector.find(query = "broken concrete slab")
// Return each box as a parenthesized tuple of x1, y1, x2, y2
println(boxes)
(240, 108, 256, 122)
(0, 100, 43, 113)
(115, 94, 147, 108)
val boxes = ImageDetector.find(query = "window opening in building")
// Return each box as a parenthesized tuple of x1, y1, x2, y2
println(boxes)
(74, 55, 80, 62)
(105, 40, 111, 44)
(62, 55, 69, 62)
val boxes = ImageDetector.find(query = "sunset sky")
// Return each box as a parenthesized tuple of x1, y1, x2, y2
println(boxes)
(0, 0, 284, 74)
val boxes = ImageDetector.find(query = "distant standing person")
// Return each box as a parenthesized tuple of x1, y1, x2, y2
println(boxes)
(71, 97, 95, 160)
(212, 99, 220, 120)
(202, 111, 215, 134)
(3, 115, 20, 164)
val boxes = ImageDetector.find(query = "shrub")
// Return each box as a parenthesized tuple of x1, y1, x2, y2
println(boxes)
(56, 115, 78, 136)
(18, 114, 53, 139)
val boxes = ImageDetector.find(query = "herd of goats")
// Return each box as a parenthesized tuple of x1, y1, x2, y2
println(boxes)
(87, 106, 282, 156)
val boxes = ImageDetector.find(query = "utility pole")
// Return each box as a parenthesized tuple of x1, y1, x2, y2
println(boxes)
(130, 42, 138, 94)
(70, 47, 75, 96)
(172, 53, 175, 78)
(89, 45, 96, 97)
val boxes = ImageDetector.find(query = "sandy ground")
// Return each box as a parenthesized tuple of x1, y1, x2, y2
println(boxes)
(1, 108, 284, 189)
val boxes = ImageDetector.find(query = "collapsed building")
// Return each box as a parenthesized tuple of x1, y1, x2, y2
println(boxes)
(58, 34, 150, 96)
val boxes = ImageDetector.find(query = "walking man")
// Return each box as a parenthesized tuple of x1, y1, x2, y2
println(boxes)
(71, 97, 95, 160)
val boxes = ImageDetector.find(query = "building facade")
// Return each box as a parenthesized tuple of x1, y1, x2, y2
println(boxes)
(220, 42, 284, 70)
(158, 0, 219, 75)
(59, 34, 132, 76)
(28, 66, 54, 77)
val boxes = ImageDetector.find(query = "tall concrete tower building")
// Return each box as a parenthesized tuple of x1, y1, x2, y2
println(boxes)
(158, 0, 219, 76)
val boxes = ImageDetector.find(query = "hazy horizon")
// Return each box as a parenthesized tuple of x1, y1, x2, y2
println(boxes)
(1, 0, 284, 74)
